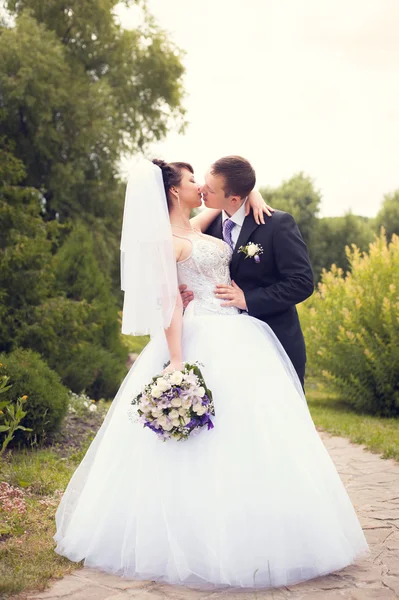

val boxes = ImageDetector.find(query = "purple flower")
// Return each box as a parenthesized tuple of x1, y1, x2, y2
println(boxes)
(254, 255, 260, 264)
(145, 422, 163, 434)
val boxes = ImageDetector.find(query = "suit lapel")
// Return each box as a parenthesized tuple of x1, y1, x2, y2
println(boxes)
(206, 213, 223, 239)
(230, 213, 259, 279)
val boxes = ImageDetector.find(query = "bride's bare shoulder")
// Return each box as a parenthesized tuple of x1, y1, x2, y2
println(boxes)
(172, 234, 192, 262)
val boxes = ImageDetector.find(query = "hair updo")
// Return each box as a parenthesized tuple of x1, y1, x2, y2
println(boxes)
(152, 159, 194, 207)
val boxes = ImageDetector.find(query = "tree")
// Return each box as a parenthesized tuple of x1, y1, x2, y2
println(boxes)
(0, 139, 59, 352)
(1, 1, 185, 224)
(259, 173, 321, 251)
(311, 214, 375, 281)
(0, 1, 187, 401)
(375, 191, 399, 241)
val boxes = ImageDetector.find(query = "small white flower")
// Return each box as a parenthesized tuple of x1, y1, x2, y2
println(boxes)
(238, 242, 264, 262)
(181, 398, 192, 409)
(151, 386, 162, 399)
(195, 386, 205, 398)
(193, 404, 207, 415)
(156, 377, 171, 392)
(171, 396, 182, 407)
(151, 408, 164, 418)
(169, 409, 180, 419)
(247, 243, 259, 257)
(83, 401, 89, 408)
(183, 371, 198, 385)
(171, 418, 181, 427)
(169, 371, 183, 385)
(88, 404, 97, 412)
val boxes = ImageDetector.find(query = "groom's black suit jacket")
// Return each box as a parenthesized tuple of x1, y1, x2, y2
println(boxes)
(205, 211, 314, 387)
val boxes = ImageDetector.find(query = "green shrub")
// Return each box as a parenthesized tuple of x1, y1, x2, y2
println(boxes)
(61, 344, 127, 400)
(17, 293, 126, 399)
(0, 348, 69, 446)
(300, 231, 399, 416)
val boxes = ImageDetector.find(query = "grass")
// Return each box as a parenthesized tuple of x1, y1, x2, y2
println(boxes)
(307, 381, 399, 460)
(0, 401, 112, 598)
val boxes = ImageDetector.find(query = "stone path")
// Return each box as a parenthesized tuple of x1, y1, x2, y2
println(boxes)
(28, 431, 399, 600)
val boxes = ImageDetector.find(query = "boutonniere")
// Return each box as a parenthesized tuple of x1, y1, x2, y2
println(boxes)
(238, 242, 264, 263)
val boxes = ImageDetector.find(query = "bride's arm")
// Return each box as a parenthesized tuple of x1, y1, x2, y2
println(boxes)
(190, 191, 274, 232)
(163, 290, 184, 373)
(190, 208, 221, 232)
(163, 237, 184, 372)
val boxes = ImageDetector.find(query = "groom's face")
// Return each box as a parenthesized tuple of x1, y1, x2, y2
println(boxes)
(201, 171, 230, 210)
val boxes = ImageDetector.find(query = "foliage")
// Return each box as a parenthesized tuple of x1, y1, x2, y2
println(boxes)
(0, 141, 61, 353)
(0, 348, 69, 447)
(0, 2, 185, 405)
(301, 232, 399, 416)
(0, 394, 32, 457)
(0, 367, 32, 455)
(1, 2, 186, 223)
(259, 172, 321, 251)
(375, 190, 399, 241)
(311, 213, 375, 281)
(50, 222, 127, 395)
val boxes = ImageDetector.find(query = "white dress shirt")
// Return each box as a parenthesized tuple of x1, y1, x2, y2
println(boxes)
(222, 199, 247, 248)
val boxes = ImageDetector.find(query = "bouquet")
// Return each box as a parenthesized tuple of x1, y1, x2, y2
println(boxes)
(130, 363, 215, 442)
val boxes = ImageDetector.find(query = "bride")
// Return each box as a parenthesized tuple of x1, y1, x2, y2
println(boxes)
(53, 158, 369, 590)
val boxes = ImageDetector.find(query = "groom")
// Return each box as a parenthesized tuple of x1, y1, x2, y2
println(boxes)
(182, 156, 314, 388)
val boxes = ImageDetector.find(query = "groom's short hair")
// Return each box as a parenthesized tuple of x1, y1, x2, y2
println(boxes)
(211, 156, 256, 199)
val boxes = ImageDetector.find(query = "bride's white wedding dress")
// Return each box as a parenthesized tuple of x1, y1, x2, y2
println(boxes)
(53, 234, 369, 589)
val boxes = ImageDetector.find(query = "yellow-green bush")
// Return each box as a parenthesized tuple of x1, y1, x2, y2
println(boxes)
(300, 231, 399, 416)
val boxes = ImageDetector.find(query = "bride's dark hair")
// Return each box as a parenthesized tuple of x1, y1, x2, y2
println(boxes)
(152, 159, 194, 207)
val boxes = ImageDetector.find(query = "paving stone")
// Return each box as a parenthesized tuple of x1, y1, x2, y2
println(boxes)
(29, 576, 91, 598)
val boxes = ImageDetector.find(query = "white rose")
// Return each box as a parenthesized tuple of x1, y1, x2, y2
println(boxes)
(246, 243, 258, 257)
(171, 418, 181, 427)
(183, 415, 191, 425)
(151, 386, 162, 399)
(181, 398, 192, 409)
(169, 409, 180, 419)
(156, 377, 171, 392)
(171, 396, 182, 407)
(163, 420, 174, 431)
(151, 408, 164, 418)
(195, 386, 205, 398)
(141, 402, 153, 414)
(178, 407, 187, 416)
(193, 404, 207, 415)
(169, 371, 183, 385)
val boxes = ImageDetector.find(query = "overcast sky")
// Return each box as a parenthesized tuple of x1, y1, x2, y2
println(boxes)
(116, 0, 399, 217)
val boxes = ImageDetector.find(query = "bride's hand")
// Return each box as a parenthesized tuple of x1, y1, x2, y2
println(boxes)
(246, 190, 274, 225)
(163, 360, 184, 374)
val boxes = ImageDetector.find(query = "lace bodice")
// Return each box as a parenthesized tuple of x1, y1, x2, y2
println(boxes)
(176, 235, 240, 317)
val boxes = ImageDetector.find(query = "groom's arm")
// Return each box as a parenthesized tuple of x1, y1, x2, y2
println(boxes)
(244, 213, 314, 318)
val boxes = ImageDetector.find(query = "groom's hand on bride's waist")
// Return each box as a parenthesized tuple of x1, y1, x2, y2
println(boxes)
(179, 284, 194, 309)
(215, 281, 248, 311)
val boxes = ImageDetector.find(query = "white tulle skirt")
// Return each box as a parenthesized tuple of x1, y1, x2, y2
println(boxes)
(53, 310, 369, 590)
